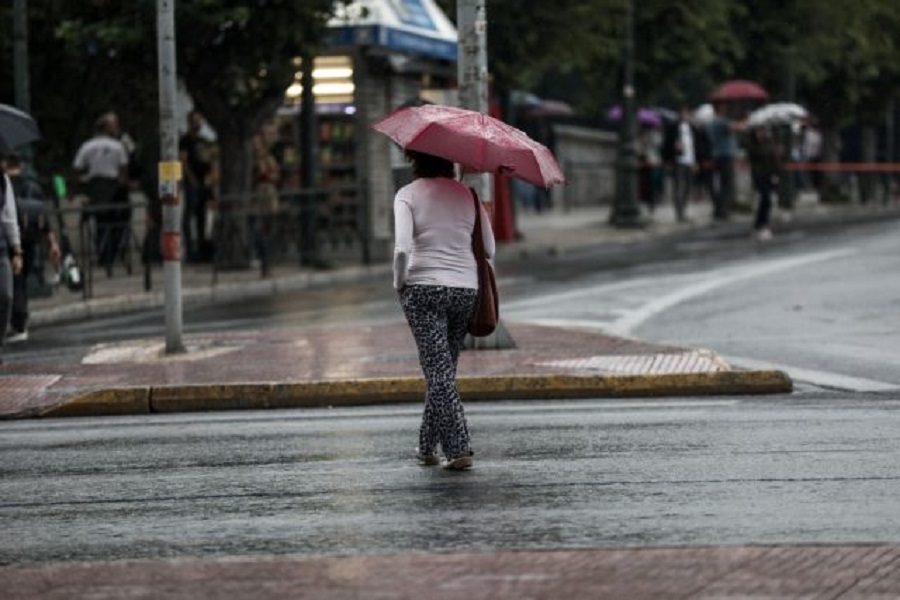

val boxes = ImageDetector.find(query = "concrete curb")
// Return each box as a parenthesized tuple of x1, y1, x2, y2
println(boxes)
(39, 370, 793, 418)
(29, 264, 393, 328)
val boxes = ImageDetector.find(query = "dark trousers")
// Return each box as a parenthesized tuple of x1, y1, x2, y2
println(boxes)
(183, 184, 212, 262)
(672, 164, 693, 220)
(753, 174, 775, 231)
(712, 157, 735, 219)
(10, 246, 35, 332)
(0, 256, 12, 347)
(95, 221, 129, 270)
(86, 177, 130, 271)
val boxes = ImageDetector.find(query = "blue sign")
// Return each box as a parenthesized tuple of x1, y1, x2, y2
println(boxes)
(329, 25, 457, 61)
(389, 0, 437, 31)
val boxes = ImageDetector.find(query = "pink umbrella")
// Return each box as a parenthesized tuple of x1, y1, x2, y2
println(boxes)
(711, 80, 770, 102)
(372, 104, 566, 188)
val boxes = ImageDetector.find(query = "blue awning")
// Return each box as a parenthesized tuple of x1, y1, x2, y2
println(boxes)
(328, 0, 458, 62)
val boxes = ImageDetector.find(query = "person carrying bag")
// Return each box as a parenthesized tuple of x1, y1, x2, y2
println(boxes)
(393, 150, 496, 471)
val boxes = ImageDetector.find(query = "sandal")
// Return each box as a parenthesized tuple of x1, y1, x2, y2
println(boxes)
(442, 453, 474, 471)
(416, 453, 441, 466)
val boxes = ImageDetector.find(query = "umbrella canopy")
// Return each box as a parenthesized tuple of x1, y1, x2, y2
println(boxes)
(711, 80, 769, 102)
(372, 104, 566, 188)
(0, 103, 41, 152)
(692, 103, 716, 123)
(746, 102, 809, 128)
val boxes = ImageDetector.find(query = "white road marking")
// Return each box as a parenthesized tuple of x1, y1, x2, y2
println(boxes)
(504, 276, 660, 311)
(508, 248, 858, 336)
(724, 355, 900, 392)
(605, 249, 857, 335)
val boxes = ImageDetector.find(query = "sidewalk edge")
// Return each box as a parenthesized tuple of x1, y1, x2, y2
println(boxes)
(37, 370, 792, 419)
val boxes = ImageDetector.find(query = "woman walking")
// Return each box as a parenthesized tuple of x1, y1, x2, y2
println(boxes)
(393, 150, 495, 471)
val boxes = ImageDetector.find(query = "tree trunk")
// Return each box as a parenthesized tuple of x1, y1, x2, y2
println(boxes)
(820, 127, 843, 202)
(860, 125, 877, 204)
(191, 91, 287, 268)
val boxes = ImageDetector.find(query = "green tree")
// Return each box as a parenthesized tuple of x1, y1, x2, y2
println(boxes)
(437, 0, 743, 116)
(728, 0, 900, 198)
(2, 1, 338, 194)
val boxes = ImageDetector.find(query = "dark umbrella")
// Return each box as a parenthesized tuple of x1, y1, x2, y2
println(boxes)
(0, 103, 41, 152)
(710, 80, 769, 102)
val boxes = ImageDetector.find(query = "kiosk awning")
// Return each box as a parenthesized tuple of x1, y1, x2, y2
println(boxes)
(328, 0, 458, 62)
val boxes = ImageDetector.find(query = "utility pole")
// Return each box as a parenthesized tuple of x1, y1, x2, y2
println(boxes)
(12, 0, 30, 113)
(609, 0, 643, 227)
(456, 0, 490, 205)
(457, 0, 515, 350)
(157, 0, 184, 353)
(12, 0, 33, 168)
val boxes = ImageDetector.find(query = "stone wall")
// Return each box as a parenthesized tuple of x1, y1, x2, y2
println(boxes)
(550, 125, 618, 210)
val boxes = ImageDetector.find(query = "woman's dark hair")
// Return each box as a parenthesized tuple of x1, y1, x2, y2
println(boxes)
(406, 149, 455, 179)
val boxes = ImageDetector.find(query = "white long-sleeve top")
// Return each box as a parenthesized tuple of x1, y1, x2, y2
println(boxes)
(1, 174, 22, 251)
(393, 177, 495, 291)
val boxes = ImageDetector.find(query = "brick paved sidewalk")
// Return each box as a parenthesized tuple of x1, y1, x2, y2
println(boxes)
(3, 545, 898, 599)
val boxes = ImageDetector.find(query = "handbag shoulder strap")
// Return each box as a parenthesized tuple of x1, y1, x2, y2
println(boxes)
(469, 186, 485, 259)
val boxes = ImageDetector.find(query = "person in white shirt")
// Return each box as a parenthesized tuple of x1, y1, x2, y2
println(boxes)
(671, 106, 696, 222)
(73, 112, 129, 274)
(393, 150, 495, 471)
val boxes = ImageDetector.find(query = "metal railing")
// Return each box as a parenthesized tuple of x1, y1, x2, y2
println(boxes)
(42, 182, 368, 300)
(49, 198, 152, 301)
(212, 182, 368, 282)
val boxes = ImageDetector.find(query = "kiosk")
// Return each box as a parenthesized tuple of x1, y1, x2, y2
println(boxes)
(281, 0, 458, 263)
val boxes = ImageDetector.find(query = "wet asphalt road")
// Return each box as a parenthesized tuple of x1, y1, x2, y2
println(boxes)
(3, 217, 900, 566)
(2, 395, 900, 565)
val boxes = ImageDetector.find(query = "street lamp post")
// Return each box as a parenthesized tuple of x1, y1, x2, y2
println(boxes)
(610, 0, 643, 228)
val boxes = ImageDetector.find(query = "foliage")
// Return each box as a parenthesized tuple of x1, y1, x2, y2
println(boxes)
(2, 0, 899, 185)
(437, 0, 745, 114)
(728, 0, 900, 128)
(1, 1, 336, 191)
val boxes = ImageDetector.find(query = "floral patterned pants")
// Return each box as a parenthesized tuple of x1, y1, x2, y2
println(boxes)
(400, 285, 477, 459)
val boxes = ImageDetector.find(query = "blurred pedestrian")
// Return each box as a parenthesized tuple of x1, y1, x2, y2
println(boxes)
(706, 102, 743, 220)
(638, 125, 664, 213)
(250, 121, 281, 273)
(393, 149, 495, 471)
(692, 119, 715, 205)
(179, 110, 219, 262)
(3, 154, 61, 342)
(745, 126, 783, 241)
(73, 112, 129, 275)
(800, 117, 823, 191)
(0, 170, 24, 363)
(664, 106, 698, 221)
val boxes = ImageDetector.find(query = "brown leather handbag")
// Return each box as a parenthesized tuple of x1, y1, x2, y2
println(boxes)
(467, 187, 499, 337)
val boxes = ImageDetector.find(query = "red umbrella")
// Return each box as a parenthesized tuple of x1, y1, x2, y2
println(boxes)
(711, 80, 770, 102)
(372, 104, 566, 188)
